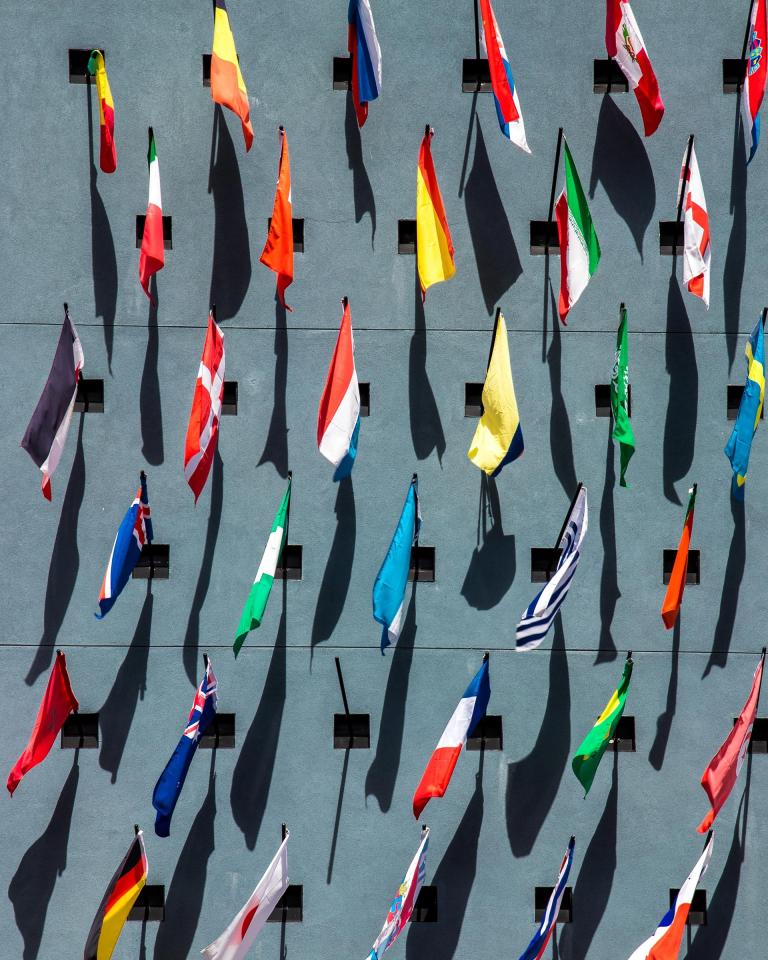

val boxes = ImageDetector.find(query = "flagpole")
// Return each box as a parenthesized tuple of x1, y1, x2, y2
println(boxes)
(140, 470, 152, 580)
(545, 128, 564, 253)
(486, 307, 501, 371)
(282, 822, 288, 841)
(761, 306, 767, 329)
(675, 134, 695, 228)
(412, 472, 419, 581)
(334, 656, 353, 743)
(473, 0, 481, 64)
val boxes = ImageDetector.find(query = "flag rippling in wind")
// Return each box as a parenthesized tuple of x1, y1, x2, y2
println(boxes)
(743, 0, 768, 162)
(416, 127, 455, 299)
(677, 142, 711, 307)
(478, 0, 530, 152)
(260, 126, 294, 311)
(660, 485, 696, 630)
(96, 472, 153, 619)
(365, 829, 429, 960)
(725, 317, 765, 498)
(555, 138, 600, 323)
(184, 310, 225, 502)
(605, 0, 664, 136)
(317, 297, 361, 480)
(517, 837, 575, 960)
(84, 831, 148, 960)
(373, 476, 421, 652)
(87, 50, 116, 172)
(211, 0, 253, 151)
(138, 128, 164, 301)
(611, 305, 635, 487)
(348, 0, 381, 127)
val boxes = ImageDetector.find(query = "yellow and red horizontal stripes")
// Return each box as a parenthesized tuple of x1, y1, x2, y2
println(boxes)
(87, 50, 116, 173)
(416, 127, 455, 298)
(84, 833, 147, 960)
(211, 0, 253, 151)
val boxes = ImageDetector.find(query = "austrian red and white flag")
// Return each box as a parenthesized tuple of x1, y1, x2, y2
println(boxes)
(184, 311, 225, 502)
(139, 127, 164, 301)
(201, 833, 289, 960)
(697, 650, 764, 833)
(677, 142, 711, 308)
(605, 0, 665, 136)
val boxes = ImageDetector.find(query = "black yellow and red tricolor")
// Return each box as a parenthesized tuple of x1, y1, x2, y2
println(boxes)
(84, 830, 148, 960)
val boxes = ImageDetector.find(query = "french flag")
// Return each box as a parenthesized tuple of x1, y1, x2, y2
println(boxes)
(348, 0, 381, 127)
(96, 472, 153, 619)
(412, 655, 490, 819)
(518, 837, 575, 960)
(743, 0, 768, 162)
(478, 0, 530, 153)
(317, 297, 361, 481)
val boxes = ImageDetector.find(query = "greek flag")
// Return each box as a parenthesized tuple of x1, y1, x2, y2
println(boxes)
(516, 486, 588, 652)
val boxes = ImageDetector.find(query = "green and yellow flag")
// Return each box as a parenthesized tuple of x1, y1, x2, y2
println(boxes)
(610, 305, 635, 487)
(572, 655, 633, 796)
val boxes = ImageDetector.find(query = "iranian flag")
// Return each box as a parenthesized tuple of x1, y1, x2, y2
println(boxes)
(233, 478, 291, 656)
(139, 127, 164, 301)
(606, 0, 665, 136)
(555, 137, 600, 324)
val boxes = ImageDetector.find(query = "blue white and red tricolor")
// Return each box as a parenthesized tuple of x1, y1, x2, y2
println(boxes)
(478, 0, 530, 152)
(518, 837, 575, 960)
(743, 0, 768, 162)
(348, 0, 381, 127)
(365, 828, 429, 960)
(626, 832, 713, 960)
(317, 297, 361, 480)
(152, 658, 218, 837)
(95, 472, 153, 619)
(412, 655, 490, 818)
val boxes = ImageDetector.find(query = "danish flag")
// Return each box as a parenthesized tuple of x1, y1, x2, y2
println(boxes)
(184, 310, 225, 502)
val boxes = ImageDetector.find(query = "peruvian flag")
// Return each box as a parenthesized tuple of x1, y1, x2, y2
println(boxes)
(139, 127, 164, 301)
(606, 0, 665, 136)
(697, 650, 765, 833)
(412, 655, 490, 819)
(677, 141, 711, 308)
(184, 310, 225, 503)
(260, 126, 294, 311)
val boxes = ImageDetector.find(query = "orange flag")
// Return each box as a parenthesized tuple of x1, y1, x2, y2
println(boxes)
(260, 126, 294, 312)
(661, 484, 697, 629)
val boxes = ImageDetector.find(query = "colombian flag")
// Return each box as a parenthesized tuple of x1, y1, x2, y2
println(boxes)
(87, 51, 116, 173)
(260, 127, 294, 311)
(84, 831, 148, 960)
(416, 127, 455, 299)
(211, 0, 253, 151)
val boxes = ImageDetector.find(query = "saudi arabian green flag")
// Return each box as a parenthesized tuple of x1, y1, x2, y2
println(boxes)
(610, 305, 635, 487)
(572, 656, 633, 796)
(233, 479, 291, 656)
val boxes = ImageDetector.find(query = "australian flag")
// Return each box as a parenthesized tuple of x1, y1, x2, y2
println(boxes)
(152, 659, 218, 837)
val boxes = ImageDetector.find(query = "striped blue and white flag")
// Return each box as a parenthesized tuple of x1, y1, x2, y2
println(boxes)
(518, 836, 575, 960)
(516, 486, 588, 651)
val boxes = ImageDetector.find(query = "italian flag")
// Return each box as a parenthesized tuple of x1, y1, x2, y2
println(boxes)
(233, 479, 291, 656)
(555, 138, 600, 324)
(139, 128, 164, 301)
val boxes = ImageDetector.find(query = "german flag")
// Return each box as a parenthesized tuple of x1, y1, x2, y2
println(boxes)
(84, 831, 148, 960)
(211, 0, 253, 151)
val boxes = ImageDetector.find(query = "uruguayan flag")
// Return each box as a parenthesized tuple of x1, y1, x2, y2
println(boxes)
(516, 486, 588, 652)
(373, 476, 421, 652)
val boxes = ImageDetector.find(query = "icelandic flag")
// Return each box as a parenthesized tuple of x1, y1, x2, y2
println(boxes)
(373, 476, 421, 652)
(95, 472, 153, 619)
(365, 829, 429, 960)
(348, 0, 381, 127)
(518, 837, 575, 960)
(152, 658, 218, 837)
(743, 0, 768, 162)
(478, 0, 530, 152)
(725, 316, 765, 497)
(317, 297, 361, 480)
(412, 655, 490, 818)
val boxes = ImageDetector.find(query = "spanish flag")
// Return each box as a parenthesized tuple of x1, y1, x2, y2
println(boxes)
(87, 50, 116, 173)
(84, 830, 148, 960)
(661, 485, 696, 630)
(416, 126, 455, 299)
(211, 0, 253, 151)
(260, 126, 294, 311)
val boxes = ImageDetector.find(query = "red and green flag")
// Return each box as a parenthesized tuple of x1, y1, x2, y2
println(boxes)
(138, 128, 164, 301)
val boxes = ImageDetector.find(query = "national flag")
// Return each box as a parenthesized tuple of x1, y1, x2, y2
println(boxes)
(84, 830, 148, 960)
(20, 305, 84, 501)
(605, 0, 665, 136)
(87, 50, 116, 173)
(260, 126, 294, 311)
(555, 137, 600, 324)
(7, 652, 79, 796)
(96, 472, 153, 619)
(677, 142, 711, 307)
(138, 128, 164, 301)
(742, 0, 768, 162)
(412, 655, 490, 818)
(416, 127, 455, 299)
(348, 0, 382, 127)
(373, 476, 421, 652)
(572, 654, 633, 796)
(517, 837, 575, 960)
(152, 658, 218, 837)
(478, 0, 530, 152)
(697, 650, 765, 833)
(467, 309, 524, 476)
(201, 833, 289, 960)
(317, 297, 361, 480)
(516, 486, 588, 651)
(660, 485, 696, 630)
(626, 832, 713, 960)
(184, 310, 225, 503)
(725, 317, 765, 498)
(611, 305, 635, 487)
(211, 0, 253, 151)
(234, 478, 291, 656)
(365, 828, 429, 960)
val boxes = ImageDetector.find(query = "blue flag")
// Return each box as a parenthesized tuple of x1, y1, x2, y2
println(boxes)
(372, 476, 421, 652)
(725, 317, 765, 499)
(152, 659, 218, 837)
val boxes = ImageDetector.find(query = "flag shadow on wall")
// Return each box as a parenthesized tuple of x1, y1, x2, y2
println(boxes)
(311, 477, 356, 662)
(461, 474, 515, 610)
(663, 275, 697, 505)
(258, 302, 289, 477)
(345, 92, 376, 248)
(140, 276, 164, 466)
(409, 273, 445, 463)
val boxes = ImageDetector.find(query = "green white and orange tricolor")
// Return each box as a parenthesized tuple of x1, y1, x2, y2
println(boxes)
(138, 129, 164, 301)
(555, 137, 600, 324)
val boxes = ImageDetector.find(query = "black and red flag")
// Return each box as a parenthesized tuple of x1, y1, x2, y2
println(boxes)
(84, 830, 148, 960)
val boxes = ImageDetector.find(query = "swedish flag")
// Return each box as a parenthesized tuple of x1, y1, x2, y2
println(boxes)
(725, 316, 765, 498)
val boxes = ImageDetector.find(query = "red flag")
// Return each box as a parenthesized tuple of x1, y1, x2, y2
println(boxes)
(260, 127, 294, 312)
(661, 485, 696, 629)
(697, 651, 765, 833)
(184, 311, 225, 503)
(7, 652, 79, 795)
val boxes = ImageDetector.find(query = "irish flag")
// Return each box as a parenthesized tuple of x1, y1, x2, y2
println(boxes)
(234, 479, 291, 656)
(138, 128, 164, 301)
(87, 50, 116, 173)
(555, 137, 600, 324)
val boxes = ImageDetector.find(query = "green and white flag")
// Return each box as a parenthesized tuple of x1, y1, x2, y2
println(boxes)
(611, 305, 635, 487)
(234, 478, 291, 656)
(555, 136, 600, 323)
